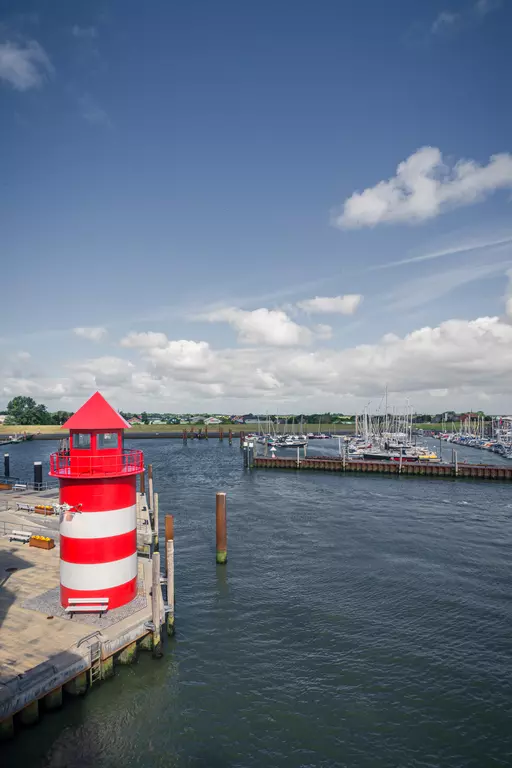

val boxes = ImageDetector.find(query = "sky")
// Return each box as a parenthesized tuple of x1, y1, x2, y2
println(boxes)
(1, 0, 512, 414)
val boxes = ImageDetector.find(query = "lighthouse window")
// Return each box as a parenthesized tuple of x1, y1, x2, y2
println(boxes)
(73, 433, 91, 450)
(97, 432, 119, 450)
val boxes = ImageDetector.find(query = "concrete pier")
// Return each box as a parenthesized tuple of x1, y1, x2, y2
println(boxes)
(0, 485, 167, 741)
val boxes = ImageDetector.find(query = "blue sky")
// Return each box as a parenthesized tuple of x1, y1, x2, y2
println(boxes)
(1, 0, 512, 413)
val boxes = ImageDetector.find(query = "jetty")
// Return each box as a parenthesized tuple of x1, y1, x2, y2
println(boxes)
(250, 454, 512, 480)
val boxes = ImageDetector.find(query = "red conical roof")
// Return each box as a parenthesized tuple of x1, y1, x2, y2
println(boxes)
(62, 392, 131, 431)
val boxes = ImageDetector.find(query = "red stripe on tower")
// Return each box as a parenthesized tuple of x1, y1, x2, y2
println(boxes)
(49, 392, 144, 610)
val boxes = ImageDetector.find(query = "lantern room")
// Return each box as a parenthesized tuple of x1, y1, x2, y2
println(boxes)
(49, 392, 143, 478)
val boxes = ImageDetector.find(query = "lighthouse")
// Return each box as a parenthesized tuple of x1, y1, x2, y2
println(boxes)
(49, 392, 144, 610)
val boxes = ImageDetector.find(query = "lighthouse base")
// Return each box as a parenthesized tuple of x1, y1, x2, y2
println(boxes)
(61, 577, 137, 610)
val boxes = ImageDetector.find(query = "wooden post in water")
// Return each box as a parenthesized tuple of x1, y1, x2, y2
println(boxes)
(148, 464, 154, 512)
(153, 492, 160, 551)
(166, 539, 175, 636)
(139, 469, 145, 495)
(296, 446, 300, 468)
(165, 514, 174, 562)
(151, 551, 163, 657)
(204, 426, 208, 439)
(239, 430, 245, 448)
(215, 492, 227, 564)
(228, 429, 232, 445)
(4, 453, 9, 478)
(454, 450, 458, 477)
(219, 427, 224, 441)
(183, 428, 187, 443)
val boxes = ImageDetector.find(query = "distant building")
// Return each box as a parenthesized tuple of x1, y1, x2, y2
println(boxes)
(230, 416, 245, 424)
(128, 416, 143, 425)
(0, 415, 6, 424)
(149, 419, 167, 425)
(204, 417, 222, 425)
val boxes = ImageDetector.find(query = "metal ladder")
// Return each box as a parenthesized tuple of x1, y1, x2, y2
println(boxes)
(89, 641, 102, 685)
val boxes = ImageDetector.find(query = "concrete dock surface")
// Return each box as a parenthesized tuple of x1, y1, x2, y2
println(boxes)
(0, 487, 162, 727)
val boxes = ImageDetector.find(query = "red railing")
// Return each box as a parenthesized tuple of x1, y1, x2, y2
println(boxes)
(49, 450, 144, 478)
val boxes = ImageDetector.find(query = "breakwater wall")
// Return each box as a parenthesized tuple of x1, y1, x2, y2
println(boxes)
(252, 456, 512, 481)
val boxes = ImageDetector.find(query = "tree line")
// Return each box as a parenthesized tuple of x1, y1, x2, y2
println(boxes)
(1, 397, 73, 426)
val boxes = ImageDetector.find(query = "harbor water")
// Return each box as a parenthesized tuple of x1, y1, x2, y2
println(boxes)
(3, 438, 512, 767)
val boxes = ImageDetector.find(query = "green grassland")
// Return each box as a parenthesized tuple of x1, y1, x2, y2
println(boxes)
(0, 421, 460, 436)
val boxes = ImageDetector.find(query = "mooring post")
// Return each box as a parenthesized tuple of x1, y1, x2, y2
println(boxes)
(205, 426, 208, 439)
(148, 464, 154, 512)
(139, 469, 145, 495)
(399, 450, 403, 474)
(166, 539, 175, 636)
(165, 513, 174, 567)
(296, 446, 300, 468)
(34, 461, 43, 490)
(239, 430, 245, 449)
(216, 492, 227, 564)
(219, 426, 223, 441)
(151, 551, 163, 657)
(153, 491, 160, 550)
(228, 429, 232, 445)
(304, 442, 307, 458)
(243, 441, 249, 469)
(4, 453, 9, 478)
(454, 451, 458, 477)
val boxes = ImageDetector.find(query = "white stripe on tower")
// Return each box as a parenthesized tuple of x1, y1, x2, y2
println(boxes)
(60, 505, 136, 539)
(60, 554, 138, 591)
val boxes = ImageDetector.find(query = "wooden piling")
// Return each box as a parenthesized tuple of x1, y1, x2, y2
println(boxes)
(153, 491, 160, 551)
(215, 492, 227, 564)
(164, 513, 174, 583)
(166, 539, 175, 636)
(219, 427, 224, 441)
(139, 469, 145, 495)
(151, 551, 162, 657)
(148, 463, 154, 513)
(228, 429, 232, 445)
(183, 428, 187, 443)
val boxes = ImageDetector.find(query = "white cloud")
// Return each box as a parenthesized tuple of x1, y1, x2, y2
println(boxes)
(314, 324, 333, 340)
(202, 307, 313, 346)
(297, 294, 362, 315)
(431, 11, 459, 34)
(121, 331, 169, 349)
(474, 0, 501, 17)
(372, 234, 512, 271)
(334, 147, 512, 229)
(147, 340, 215, 373)
(69, 356, 134, 387)
(72, 25, 97, 39)
(0, 40, 53, 91)
(6, 283, 512, 411)
(16, 351, 31, 360)
(78, 93, 111, 127)
(73, 326, 107, 341)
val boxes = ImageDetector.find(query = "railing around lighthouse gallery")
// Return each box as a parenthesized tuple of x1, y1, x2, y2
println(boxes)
(49, 449, 144, 478)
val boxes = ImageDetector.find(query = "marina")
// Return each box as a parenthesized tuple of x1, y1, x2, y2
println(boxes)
(2, 435, 511, 767)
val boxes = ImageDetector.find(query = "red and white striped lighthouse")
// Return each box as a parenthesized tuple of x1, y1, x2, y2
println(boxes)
(49, 392, 144, 610)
